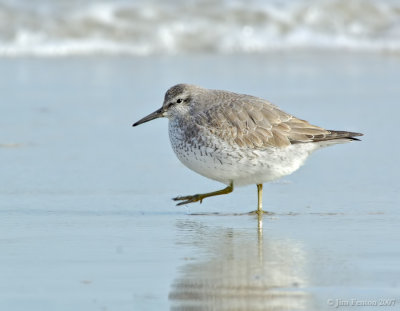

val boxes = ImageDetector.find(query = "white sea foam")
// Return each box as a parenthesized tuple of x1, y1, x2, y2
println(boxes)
(0, 0, 399, 56)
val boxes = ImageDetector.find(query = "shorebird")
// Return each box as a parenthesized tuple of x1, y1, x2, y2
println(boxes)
(133, 84, 362, 214)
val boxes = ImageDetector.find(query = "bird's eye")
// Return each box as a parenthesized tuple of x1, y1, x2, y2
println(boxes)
(176, 98, 183, 104)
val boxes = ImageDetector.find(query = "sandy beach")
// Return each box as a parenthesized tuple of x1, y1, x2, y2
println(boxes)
(0, 52, 399, 310)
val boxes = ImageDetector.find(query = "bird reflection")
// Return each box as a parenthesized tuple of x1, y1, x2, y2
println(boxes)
(169, 214, 310, 311)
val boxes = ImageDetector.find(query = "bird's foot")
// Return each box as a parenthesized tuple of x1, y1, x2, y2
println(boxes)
(172, 183, 234, 206)
(249, 210, 274, 216)
(173, 194, 205, 206)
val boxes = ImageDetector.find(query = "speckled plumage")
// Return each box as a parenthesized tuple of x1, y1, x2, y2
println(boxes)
(133, 84, 363, 209)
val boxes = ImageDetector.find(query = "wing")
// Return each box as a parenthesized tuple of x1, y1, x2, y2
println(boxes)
(194, 97, 335, 149)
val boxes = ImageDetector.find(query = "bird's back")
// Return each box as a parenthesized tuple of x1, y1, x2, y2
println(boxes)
(189, 89, 362, 149)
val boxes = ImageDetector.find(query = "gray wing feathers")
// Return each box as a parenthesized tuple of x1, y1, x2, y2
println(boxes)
(196, 98, 361, 149)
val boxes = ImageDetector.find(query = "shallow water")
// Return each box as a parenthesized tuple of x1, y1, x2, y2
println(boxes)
(0, 53, 399, 310)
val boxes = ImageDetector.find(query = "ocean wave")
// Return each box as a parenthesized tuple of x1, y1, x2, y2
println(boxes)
(0, 0, 399, 56)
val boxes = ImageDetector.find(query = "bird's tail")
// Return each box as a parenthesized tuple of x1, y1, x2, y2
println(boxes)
(325, 130, 363, 141)
(315, 130, 363, 147)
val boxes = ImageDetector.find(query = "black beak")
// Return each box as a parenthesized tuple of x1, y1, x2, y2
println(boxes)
(132, 107, 164, 127)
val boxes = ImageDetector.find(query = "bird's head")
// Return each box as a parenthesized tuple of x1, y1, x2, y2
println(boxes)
(132, 84, 197, 127)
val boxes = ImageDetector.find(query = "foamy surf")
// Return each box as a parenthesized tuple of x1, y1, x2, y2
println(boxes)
(0, 0, 399, 56)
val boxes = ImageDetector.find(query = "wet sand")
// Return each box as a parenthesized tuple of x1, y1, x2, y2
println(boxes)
(0, 53, 399, 310)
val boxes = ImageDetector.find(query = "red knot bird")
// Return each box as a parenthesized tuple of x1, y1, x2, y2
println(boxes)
(133, 84, 363, 215)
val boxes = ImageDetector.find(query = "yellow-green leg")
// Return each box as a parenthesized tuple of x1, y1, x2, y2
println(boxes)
(173, 182, 233, 206)
(256, 184, 263, 215)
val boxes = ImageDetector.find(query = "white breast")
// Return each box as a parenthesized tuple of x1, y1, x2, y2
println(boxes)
(168, 119, 318, 186)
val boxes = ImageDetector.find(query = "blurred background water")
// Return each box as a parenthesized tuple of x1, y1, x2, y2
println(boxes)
(1, 0, 400, 56)
(1, 1, 400, 311)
